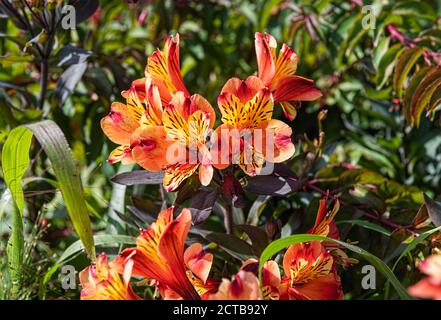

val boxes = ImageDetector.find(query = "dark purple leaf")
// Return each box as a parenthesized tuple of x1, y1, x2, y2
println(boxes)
(111, 170, 164, 186)
(71, 0, 99, 24)
(424, 194, 441, 227)
(243, 175, 307, 196)
(236, 224, 269, 256)
(195, 230, 254, 260)
(189, 188, 218, 225)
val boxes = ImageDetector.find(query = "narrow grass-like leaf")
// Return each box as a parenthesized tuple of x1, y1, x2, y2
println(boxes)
(2, 126, 33, 214)
(24, 120, 95, 260)
(259, 234, 411, 300)
(2, 126, 33, 296)
(337, 219, 392, 236)
(2, 121, 96, 265)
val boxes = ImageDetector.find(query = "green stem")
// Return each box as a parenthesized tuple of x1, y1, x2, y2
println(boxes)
(224, 203, 234, 234)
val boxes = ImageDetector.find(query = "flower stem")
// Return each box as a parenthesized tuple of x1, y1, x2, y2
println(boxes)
(224, 203, 234, 234)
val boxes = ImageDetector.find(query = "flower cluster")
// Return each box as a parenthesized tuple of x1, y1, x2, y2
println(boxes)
(80, 199, 350, 300)
(101, 33, 321, 191)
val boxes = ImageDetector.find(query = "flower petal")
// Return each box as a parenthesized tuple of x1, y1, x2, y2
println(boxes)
(262, 260, 281, 288)
(101, 102, 139, 145)
(245, 87, 274, 129)
(217, 92, 246, 128)
(80, 253, 140, 300)
(146, 34, 189, 96)
(158, 208, 200, 299)
(121, 77, 147, 100)
(280, 101, 299, 121)
(287, 273, 344, 300)
(126, 86, 146, 122)
(163, 163, 199, 192)
(164, 34, 189, 95)
(163, 103, 190, 145)
(184, 243, 213, 284)
(261, 119, 294, 163)
(272, 75, 322, 103)
(221, 76, 265, 104)
(272, 44, 298, 87)
(283, 241, 334, 285)
(210, 270, 261, 300)
(408, 277, 441, 300)
(419, 254, 441, 280)
(209, 124, 235, 170)
(308, 199, 340, 239)
(130, 126, 173, 172)
(144, 79, 163, 126)
(255, 32, 276, 86)
(108, 145, 135, 165)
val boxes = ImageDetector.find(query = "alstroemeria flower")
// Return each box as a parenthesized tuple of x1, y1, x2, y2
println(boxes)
(117, 207, 217, 300)
(210, 270, 261, 300)
(161, 92, 217, 191)
(255, 32, 322, 120)
(279, 241, 343, 300)
(408, 254, 441, 300)
(241, 241, 343, 300)
(211, 76, 295, 176)
(146, 33, 189, 104)
(79, 253, 140, 300)
(308, 199, 358, 268)
(101, 78, 172, 170)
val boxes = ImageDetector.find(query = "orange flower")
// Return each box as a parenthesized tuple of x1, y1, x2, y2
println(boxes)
(241, 241, 344, 301)
(121, 35, 217, 191)
(161, 92, 217, 191)
(117, 207, 218, 300)
(307, 198, 340, 238)
(101, 78, 171, 170)
(308, 199, 358, 268)
(279, 241, 343, 300)
(210, 270, 261, 300)
(255, 32, 322, 120)
(211, 76, 295, 176)
(146, 33, 189, 104)
(79, 253, 140, 300)
(408, 254, 441, 300)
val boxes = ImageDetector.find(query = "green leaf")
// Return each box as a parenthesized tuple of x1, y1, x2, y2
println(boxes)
(58, 235, 135, 264)
(392, 1, 437, 21)
(24, 120, 96, 259)
(337, 219, 392, 236)
(409, 67, 441, 127)
(392, 46, 425, 98)
(259, 234, 412, 300)
(2, 127, 33, 215)
(376, 44, 403, 88)
(403, 66, 429, 123)
(2, 121, 96, 264)
(257, 0, 283, 30)
(2, 127, 33, 296)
